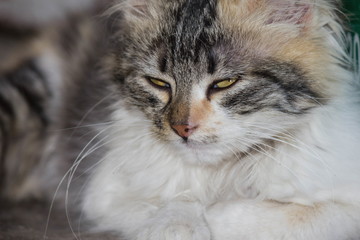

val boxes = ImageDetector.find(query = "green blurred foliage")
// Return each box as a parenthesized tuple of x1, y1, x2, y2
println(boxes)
(343, 0, 360, 33)
(343, 0, 359, 76)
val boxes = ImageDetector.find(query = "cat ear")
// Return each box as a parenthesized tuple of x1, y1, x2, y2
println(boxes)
(266, 0, 313, 26)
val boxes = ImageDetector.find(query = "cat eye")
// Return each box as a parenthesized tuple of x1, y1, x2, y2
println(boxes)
(211, 78, 238, 89)
(146, 77, 171, 90)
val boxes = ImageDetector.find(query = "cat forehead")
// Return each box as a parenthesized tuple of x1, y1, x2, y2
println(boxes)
(123, 0, 314, 62)
(142, 0, 252, 77)
(149, 0, 219, 76)
(118, 0, 331, 88)
(121, 0, 312, 34)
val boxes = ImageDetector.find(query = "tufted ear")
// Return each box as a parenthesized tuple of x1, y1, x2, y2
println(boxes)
(266, 0, 313, 26)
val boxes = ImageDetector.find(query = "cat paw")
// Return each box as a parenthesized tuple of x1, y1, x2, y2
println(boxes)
(135, 221, 211, 240)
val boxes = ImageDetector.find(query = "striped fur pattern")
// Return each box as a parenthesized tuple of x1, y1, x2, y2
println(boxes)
(0, 0, 109, 200)
(0, 59, 51, 199)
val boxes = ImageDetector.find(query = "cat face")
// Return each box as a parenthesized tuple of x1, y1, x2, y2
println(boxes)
(111, 0, 336, 165)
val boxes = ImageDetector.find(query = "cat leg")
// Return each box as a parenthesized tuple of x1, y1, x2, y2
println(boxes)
(205, 200, 360, 240)
(135, 201, 211, 240)
(85, 200, 211, 240)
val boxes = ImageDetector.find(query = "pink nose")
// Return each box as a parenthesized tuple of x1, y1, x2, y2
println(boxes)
(171, 124, 198, 138)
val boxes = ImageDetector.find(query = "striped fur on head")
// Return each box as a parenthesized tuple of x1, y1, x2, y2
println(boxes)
(107, 0, 347, 164)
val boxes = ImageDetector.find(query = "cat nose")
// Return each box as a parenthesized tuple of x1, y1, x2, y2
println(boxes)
(171, 124, 198, 139)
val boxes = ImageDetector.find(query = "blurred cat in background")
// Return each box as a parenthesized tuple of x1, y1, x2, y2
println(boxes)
(1, 0, 360, 239)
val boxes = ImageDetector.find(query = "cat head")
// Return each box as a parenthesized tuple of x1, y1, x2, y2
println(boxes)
(109, 0, 348, 165)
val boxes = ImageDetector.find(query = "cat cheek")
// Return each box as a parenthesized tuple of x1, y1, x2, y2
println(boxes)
(159, 92, 171, 104)
(145, 90, 169, 105)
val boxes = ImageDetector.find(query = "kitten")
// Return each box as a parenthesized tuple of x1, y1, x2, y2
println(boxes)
(79, 0, 360, 239)
(2, 0, 360, 239)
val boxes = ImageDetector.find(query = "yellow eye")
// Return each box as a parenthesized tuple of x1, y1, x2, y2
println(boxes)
(148, 77, 170, 89)
(213, 78, 238, 89)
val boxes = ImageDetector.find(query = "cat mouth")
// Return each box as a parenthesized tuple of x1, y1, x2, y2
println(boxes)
(178, 134, 218, 145)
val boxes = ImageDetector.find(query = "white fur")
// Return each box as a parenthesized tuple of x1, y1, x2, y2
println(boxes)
(82, 90, 360, 239)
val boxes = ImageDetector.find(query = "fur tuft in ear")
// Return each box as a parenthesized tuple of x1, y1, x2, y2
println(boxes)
(266, 0, 313, 26)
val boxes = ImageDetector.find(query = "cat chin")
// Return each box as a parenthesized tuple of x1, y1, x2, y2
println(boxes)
(172, 140, 231, 166)
(183, 151, 225, 166)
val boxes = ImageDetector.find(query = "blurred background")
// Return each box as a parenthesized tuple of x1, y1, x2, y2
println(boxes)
(343, 0, 360, 33)
(343, 0, 360, 77)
